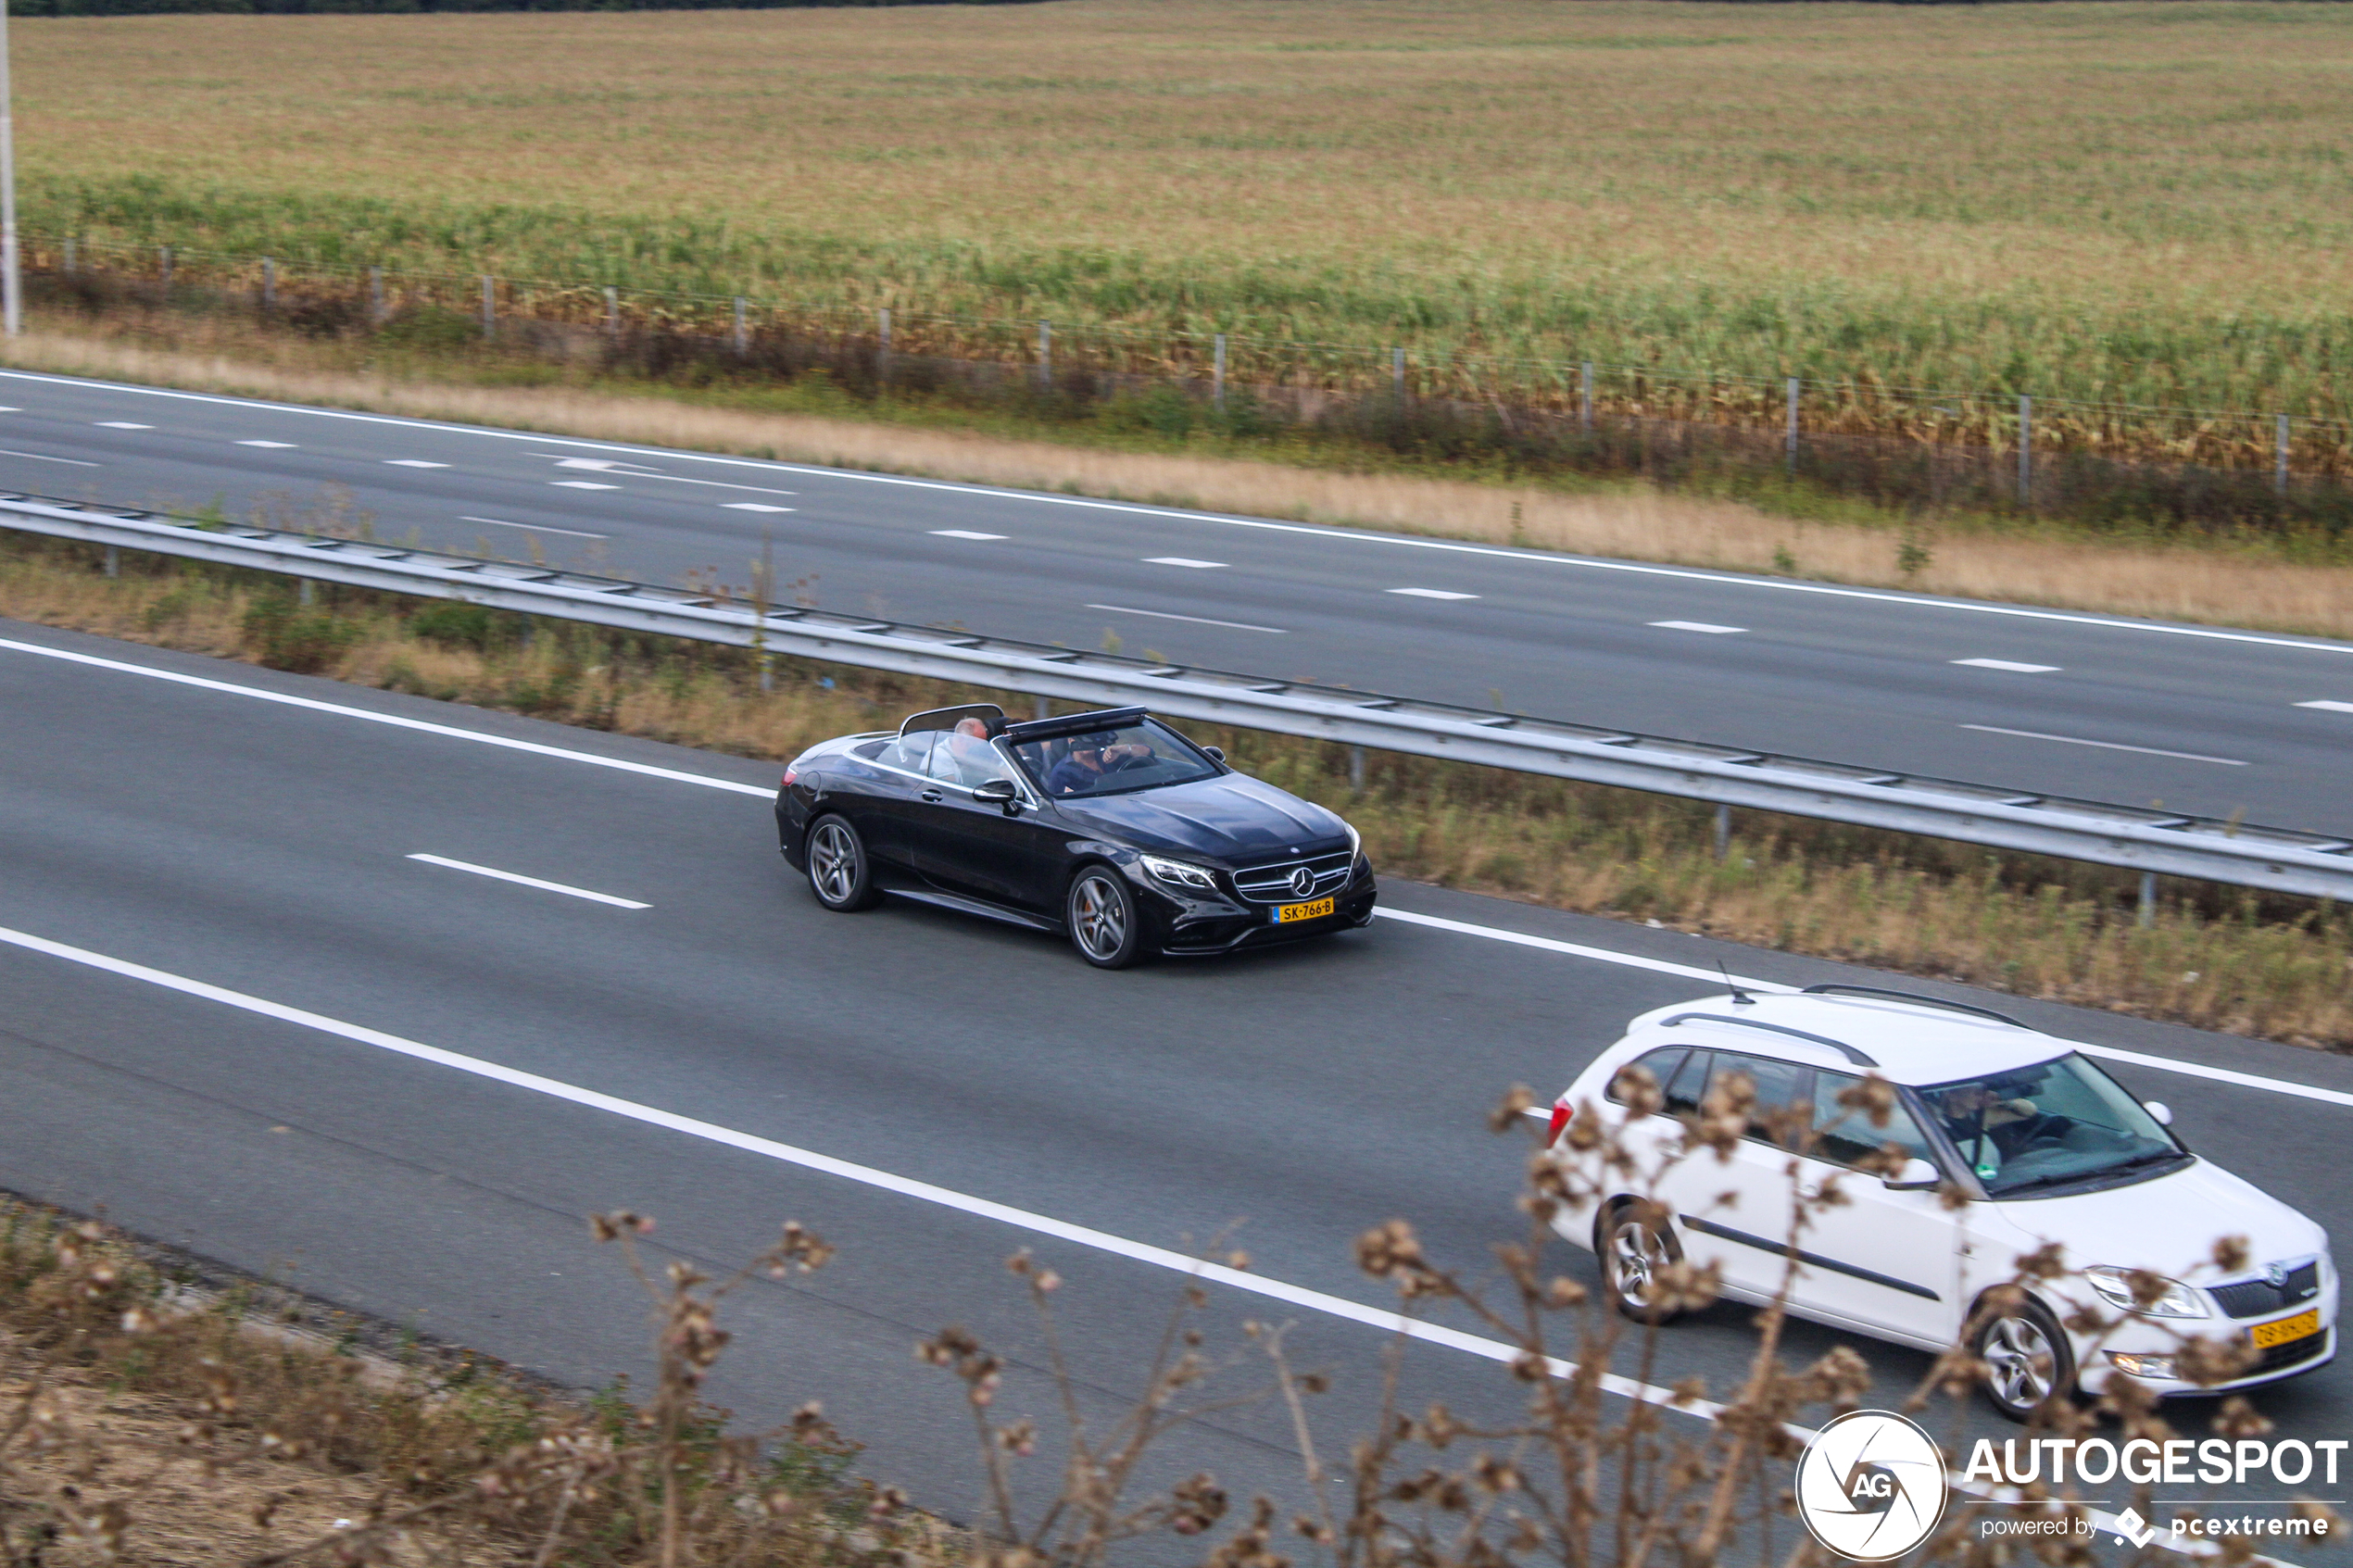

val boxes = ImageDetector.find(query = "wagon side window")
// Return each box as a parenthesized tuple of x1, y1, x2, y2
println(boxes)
(1605, 1047, 1689, 1113)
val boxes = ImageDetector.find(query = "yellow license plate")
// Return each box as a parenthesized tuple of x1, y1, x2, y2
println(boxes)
(2251, 1309, 2322, 1349)
(1276, 897, 1336, 924)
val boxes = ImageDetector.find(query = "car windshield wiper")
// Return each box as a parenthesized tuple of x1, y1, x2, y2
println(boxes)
(1992, 1151, 2183, 1197)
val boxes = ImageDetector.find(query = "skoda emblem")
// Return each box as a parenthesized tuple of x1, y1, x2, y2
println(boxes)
(2267, 1261, 2289, 1289)
(1289, 866, 1316, 898)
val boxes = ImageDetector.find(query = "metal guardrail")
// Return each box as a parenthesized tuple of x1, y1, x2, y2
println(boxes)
(7, 491, 2351, 901)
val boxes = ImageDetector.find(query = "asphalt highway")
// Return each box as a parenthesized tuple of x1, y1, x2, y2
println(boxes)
(0, 369, 2349, 836)
(6, 617, 2353, 1549)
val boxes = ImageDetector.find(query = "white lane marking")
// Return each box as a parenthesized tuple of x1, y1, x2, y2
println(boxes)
(1953, 659, 2059, 673)
(95, 420, 151, 430)
(8, 369, 2347, 664)
(0, 921, 2230, 1556)
(540, 455, 798, 499)
(551, 481, 618, 491)
(1087, 603, 1287, 634)
(1389, 588, 1479, 601)
(385, 459, 447, 469)
(1145, 557, 1227, 569)
(0, 922, 1718, 1419)
(725, 503, 794, 513)
(405, 853, 648, 909)
(0, 406, 18, 411)
(459, 515, 609, 540)
(0, 638, 775, 798)
(1378, 907, 2353, 1110)
(1958, 724, 2248, 766)
(0, 448, 98, 466)
(2296, 700, 2353, 714)
(932, 529, 1007, 540)
(1649, 621, 1745, 634)
(236, 440, 297, 448)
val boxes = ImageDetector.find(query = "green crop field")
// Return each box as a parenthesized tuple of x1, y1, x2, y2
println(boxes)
(17, 0, 2353, 422)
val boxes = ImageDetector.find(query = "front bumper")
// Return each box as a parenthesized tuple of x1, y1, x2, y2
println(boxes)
(2070, 1273, 2339, 1400)
(1139, 857, 1378, 956)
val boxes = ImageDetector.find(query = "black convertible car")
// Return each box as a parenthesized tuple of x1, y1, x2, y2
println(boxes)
(774, 703, 1377, 967)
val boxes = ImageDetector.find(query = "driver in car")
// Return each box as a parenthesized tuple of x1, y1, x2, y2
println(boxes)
(1044, 733, 1152, 795)
(1934, 1079, 2060, 1173)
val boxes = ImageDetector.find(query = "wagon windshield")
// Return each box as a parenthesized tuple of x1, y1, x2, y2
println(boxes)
(1919, 1053, 2186, 1198)
(1011, 719, 1218, 798)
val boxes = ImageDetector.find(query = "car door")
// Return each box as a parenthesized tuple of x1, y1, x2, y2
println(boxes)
(910, 741, 1066, 911)
(1790, 1073, 1963, 1343)
(845, 733, 937, 872)
(1667, 1051, 1812, 1302)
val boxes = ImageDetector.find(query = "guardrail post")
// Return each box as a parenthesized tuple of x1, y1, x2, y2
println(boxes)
(733, 296, 748, 358)
(1580, 361, 1593, 433)
(877, 307, 890, 383)
(2017, 394, 2032, 509)
(102, 544, 117, 578)
(1391, 346, 1405, 397)
(60, 237, 71, 275)
(480, 274, 496, 341)
(1037, 320, 1051, 390)
(1784, 378, 1799, 475)
(261, 256, 274, 314)
(2276, 414, 2291, 498)
(2138, 870, 2157, 928)
(1348, 744, 1365, 794)
(603, 285, 619, 337)
(1213, 332, 1226, 411)
(369, 266, 385, 324)
(298, 579, 314, 608)
(157, 245, 170, 293)
(1715, 802, 1731, 861)
(1034, 695, 1051, 721)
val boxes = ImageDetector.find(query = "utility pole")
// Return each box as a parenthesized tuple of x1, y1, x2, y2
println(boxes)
(1, 0, 22, 337)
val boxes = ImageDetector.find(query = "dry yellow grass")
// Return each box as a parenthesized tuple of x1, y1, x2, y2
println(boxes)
(12, 326, 2353, 640)
(14, 1, 2353, 425)
(7, 535, 2347, 1049)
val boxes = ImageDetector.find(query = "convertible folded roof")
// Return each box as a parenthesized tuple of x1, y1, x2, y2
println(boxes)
(1002, 706, 1149, 743)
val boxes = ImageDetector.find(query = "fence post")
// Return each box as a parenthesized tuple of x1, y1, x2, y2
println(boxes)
(877, 306, 890, 383)
(603, 285, 618, 336)
(369, 266, 385, 324)
(2017, 394, 2032, 509)
(261, 256, 274, 313)
(2276, 413, 2291, 498)
(1038, 320, 1051, 389)
(1213, 332, 1226, 411)
(1391, 345, 1404, 397)
(733, 296, 748, 357)
(480, 274, 495, 341)
(1784, 377, 1799, 475)
(1579, 361, 1593, 433)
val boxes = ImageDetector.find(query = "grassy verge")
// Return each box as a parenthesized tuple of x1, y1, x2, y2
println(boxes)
(11, 319, 2353, 644)
(7, 533, 2347, 1051)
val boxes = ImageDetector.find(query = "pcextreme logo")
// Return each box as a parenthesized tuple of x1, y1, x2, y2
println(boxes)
(1793, 1411, 1950, 1562)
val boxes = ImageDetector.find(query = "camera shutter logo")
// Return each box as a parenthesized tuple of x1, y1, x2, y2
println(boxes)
(1793, 1411, 1948, 1562)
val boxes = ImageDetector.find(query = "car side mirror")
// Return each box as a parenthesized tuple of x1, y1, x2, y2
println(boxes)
(1883, 1158, 1940, 1191)
(1202, 746, 1226, 763)
(974, 778, 1019, 809)
(2144, 1101, 2173, 1126)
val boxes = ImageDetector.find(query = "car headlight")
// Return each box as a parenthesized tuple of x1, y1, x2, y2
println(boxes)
(1139, 854, 1219, 892)
(2084, 1265, 2209, 1319)
(1343, 821, 1362, 861)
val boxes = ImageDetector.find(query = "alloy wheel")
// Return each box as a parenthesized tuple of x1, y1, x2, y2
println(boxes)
(1610, 1219, 1666, 1311)
(810, 821, 859, 906)
(1071, 872, 1129, 961)
(1982, 1314, 2056, 1409)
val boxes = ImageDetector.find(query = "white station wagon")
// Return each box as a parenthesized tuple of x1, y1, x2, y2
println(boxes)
(1546, 985, 2336, 1420)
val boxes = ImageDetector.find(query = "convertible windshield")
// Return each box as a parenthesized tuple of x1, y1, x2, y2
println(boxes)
(1012, 719, 1218, 798)
(1919, 1053, 2184, 1198)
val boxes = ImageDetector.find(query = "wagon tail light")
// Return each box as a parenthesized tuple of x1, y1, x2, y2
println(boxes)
(1546, 1098, 1573, 1148)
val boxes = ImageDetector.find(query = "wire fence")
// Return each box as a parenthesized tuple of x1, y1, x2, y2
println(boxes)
(32, 232, 2353, 499)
